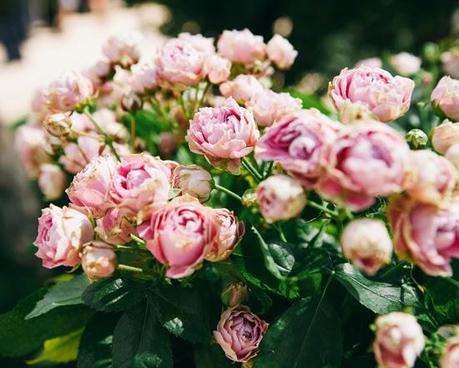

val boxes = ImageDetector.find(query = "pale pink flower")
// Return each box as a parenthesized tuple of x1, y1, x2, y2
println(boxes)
(441, 50, 459, 79)
(81, 241, 117, 279)
(130, 62, 158, 93)
(217, 29, 266, 64)
(206, 54, 231, 84)
(102, 32, 141, 68)
(59, 136, 105, 174)
(38, 164, 67, 201)
(355, 57, 383, 68)
(172, 164, 212, 202)
(432, 76, 459, 121)
(96, 207, 135, 245)
(178, 32, 215, 54)
(219, 74, 265, 104)
(266, 34, 297, 69)
(441, 338, 459, 368)
(432, 121, 459, 154)
(390, 52, 422, 76)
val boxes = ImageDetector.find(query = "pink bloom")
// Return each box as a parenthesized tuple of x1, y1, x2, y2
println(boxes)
(34, 204, 94, 268)
(355, 57, 383, 68)
(432, 121, 459, 154)
(81, 241, 117, 279)
(219, 74, 265, 104)
(405, 150, 457, 206)
(186, 98, 260, 174)
(256, 175, 306, 222)
(266, 34, 297, 70)
(96, 207, 135, 245)
(441, 50, 459, 79)
(341, 220, 392, 275)
(255, 109, 341, 188)
(247, 90, 302, 127)
(84, 60, 111, 89)
(138, 195, 219, 278)
(390, 52, 422, 76)
(59, 136, 105, 174)
(441, 338, 459, 368)
(46, 71, 94, 113)
(102, 32, 141, 68)
(31, 88, 48, 118)
(172, 164, 212, 202)
(206, 54, 231, 84)
(373, 312, 424, 368)
(38, 164, 67, 201)
(156, 38, 206, 86)
(445, 143, 459, 170)
(431, 76, 459, 121)
(66, 155, 117, 218)
(109, 153, 171, 216)
(388, 195, 459, 276)
(130, 62, 158, 94)
(178, 32, 215, 54)
(316, 123, 409, 211)
(214, 307, 268, 363)
(329, 66, 414, 122)
(217, 29, 266, 64)
(206, 208, 245, 261)
(92, 108, 128, 140)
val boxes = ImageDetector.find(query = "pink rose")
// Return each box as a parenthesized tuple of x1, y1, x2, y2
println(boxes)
(217, 29, 266, 64)
(329, 66, 414, 122)
(442, 50, 459, 79)
(92, 108, 128, 140)
(341, 220, 392, 275)
(316, 123, 409, 211)
(38, 164, 67, 201)
(156, 38, 206, 86)
(432, 76, 459, 121)
(255, 109, 341, 188)
(45, 71, 94, 113)
(390, 52, 422, 76)
(84, 60, 111, 89)
(389, 196, 459, 276)
(445, 143, 459, 170)
(441, 338, 459, 368)
(355, 57, 383, 68)
(206, 54, 231, 84)
(172, 164, 212, 202)
(266, 34, 297, 70)
(432, 121, 459, 154)
(373, 312, 424, 368)
(34, 204, 94, 268)
(214, 307, 268, 363)
(219, 74, 265, 104)
(186, 97, 260, 174)
(256, 175, 306, 223)
(247, 90, 302, 127)
(96, 207, 135, 245)
(130, 62, 158, 94)
(178, 32, 215, 54)
(206, 208, 245, 261)
(138, 195, 219, 278)
(405, 150, 457, 205)
(59, 136, 104, 174)
(81, 241, 117, 279)
(102, 32, 141, 68)
(66, 155, 117, 218)
(109, 153, 171, 216)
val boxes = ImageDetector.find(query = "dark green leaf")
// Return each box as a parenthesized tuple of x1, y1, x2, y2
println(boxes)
(254, 297, 342, 368)
(26, 275, 89, 319)
(193, 344, 233, 368)
(112, 303, 172, 368)
(83, 277, 145, 312)
(335, 263, 422, 314)
(424, 276, 459, 325)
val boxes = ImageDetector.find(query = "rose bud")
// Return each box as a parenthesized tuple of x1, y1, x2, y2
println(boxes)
(38, 164, 67, 201)
(373, 312, 425, 368)
(186, 97, 259, 174)
(432, 121, 459, 154)
(388, 195, 459, 276)
(247, 90, 302, 127)
(121, 91, 143, 112)
(445, 143, 459, 170)
(102, 32, 141, 68)
(355, 57, 383, 68)
(316, 123, 409, 211)
(178, 32, 215, 54)
(206, 208, 245, 261)
(158, 132, 178, 157)
(34, 204, 94, 268)
(81, 241, 117, 280)
(405, 150, 457, 206)
(43, 112, 72, 137)
(156, 38, 206, 87)
(109, 153, 172, 216)
(214, 307, 268, 363)
(257, 175, 306, 223)
(45, 71, 94, 113)
(405, 129, 428, 150)
(219, 74, 265, 104)
(137, 195, 218, 278)
(96, 208, 134, 245)
(441, 338, 459, 368)
(266, 34, 298, 70)
(329, 66, 414, 122)
(341, 219, 392, 275)
(14, 123, 51, 179)
(172, 164, 212, 202)
(432, 76, 459, 122)
(130, 62, 158, 94)
(221, 282, 249, 307)
(389, 52, 422, 76)
(66, 155, 117, 218)
(255, 109, 340, 188)
(441, 49, 459, 79)
(217, 29, 266, 65)
(206, 54, 231, 84)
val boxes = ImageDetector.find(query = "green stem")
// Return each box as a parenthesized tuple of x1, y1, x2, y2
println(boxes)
(241, 158, 263, 182)
(198, 82, 211, 109)
(214, 183, 243, 202)
(307, 200, 338, 217)
(130, 234, 146, 245)
(178, 93, 190, 120)
(117, 264, 143, 273)
(84, 109, 121, 161)
(263, 161, 274, 179)
(274, 223, 287, 242)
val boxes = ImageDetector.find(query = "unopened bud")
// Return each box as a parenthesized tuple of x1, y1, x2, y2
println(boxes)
(81, 241, 117, 280)
(405, 129, 428, 150)
(121, 92, 143, 112)
(221, 282, 249, 307)
(43, 113, 72, 137)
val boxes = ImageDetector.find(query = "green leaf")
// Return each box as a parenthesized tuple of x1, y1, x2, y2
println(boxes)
(27, 328, 83, 365)
(254, 297, 342, 368)
(335, 263, 422, 314)
(193, 344, 233, 368)
(424, 276, 459, 325)
(26, 274, 89, 319)
(83, 277, 145, 312)
(0, 289, 93, 358)
(153, 286, 210, 344)
(112, 303, 172, 368)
